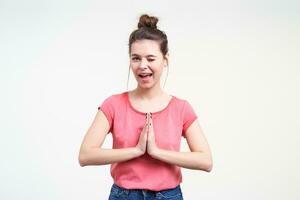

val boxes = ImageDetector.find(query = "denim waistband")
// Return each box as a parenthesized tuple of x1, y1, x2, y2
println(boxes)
(109, 183, 183, 200)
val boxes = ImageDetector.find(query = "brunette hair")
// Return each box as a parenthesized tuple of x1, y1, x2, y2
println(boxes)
(127, 14, 169, 90)
(128, 14, 168, 55)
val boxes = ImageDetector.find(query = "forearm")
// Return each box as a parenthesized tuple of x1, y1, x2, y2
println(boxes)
(79, 147, 142, 167)
(150, 148, 213, 172)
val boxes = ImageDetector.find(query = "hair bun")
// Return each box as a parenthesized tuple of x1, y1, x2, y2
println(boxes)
(138, 14, 158, 29)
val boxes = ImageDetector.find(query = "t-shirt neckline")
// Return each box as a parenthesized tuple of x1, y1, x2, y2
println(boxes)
(125, 91, 174, 115)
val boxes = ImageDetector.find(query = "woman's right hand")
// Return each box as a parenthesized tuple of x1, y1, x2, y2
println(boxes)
(135, 113, 149, 155)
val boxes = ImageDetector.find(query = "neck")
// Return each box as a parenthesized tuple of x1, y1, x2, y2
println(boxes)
(133, 84, 164, 100)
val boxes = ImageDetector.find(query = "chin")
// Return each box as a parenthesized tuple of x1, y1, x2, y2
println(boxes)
(138, 83, 154, 89)
(139, 85, 152, 89)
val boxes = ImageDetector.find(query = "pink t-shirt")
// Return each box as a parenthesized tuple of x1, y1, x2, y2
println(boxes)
(98, 91, 197, 191)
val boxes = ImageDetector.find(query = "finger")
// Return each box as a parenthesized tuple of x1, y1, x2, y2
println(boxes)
(146, 112, 148, 122)
(149, 113, 152, 127)
(144, 113, 149, 127)
(148, 112, 151, 121)
(144, 113, 150, 132)
(147, 113, 150, 126)
(143, 113, 148, 132)
(146, 113, 149, 124)
(148, 113, 152, 133)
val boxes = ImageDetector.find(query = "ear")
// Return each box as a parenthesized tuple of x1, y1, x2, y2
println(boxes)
(164, 53, 169, 67)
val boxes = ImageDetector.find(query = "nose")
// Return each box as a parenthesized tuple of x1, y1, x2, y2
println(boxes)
(138, 58, 148, 69)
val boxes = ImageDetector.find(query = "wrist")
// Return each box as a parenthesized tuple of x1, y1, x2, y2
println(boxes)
(148, 146, 160, 158)
(134, 147, 145, 157)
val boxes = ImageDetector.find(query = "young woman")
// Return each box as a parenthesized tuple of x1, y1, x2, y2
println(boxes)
(78, 14, 213, 200)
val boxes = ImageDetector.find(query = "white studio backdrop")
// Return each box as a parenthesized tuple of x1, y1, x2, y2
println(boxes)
(1, 0, 299, 199)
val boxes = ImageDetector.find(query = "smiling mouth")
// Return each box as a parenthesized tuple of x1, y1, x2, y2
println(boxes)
(138, 73, 153, 78)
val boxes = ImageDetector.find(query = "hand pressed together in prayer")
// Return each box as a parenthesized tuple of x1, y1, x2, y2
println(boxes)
(136, 113, 158, 157)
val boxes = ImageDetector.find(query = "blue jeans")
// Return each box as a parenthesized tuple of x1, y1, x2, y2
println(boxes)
(108, 183, 184, 200)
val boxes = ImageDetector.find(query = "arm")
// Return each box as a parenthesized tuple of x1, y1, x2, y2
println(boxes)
(78, 110, 144, 167)
(149, 119, 213, 172)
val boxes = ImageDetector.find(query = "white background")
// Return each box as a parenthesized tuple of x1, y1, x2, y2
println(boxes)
(1, 0, 299, 199)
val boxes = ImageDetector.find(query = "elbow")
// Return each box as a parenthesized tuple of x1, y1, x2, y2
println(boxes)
(205, 161, 213, 172)
(78, 152, 87, 167)
(204, 156, 213, 172)
(196, 153, 213, 172)
(196, 162, 213, 172)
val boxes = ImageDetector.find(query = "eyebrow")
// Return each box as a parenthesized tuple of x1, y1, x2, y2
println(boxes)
(130, 54, 157, 58)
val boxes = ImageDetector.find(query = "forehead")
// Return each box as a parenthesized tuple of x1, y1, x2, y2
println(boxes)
(130, 39, 161, 56)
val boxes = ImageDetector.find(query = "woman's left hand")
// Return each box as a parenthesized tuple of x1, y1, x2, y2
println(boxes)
(147, 113, 159, 156)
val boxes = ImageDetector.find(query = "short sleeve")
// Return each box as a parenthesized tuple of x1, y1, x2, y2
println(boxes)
(97, 96, 114, 132)
(182, 101, 198, 137)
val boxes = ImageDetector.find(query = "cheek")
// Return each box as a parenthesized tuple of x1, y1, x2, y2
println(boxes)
(130, 65, 138, 73)
(150, 65, 163, 75)
(150, 61, 162, 70)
